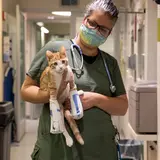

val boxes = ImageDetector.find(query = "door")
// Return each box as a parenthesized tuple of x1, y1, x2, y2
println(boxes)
(15, 4, 26, 142)
(137, 27, 145, 80)
(0, 0, 2, 101)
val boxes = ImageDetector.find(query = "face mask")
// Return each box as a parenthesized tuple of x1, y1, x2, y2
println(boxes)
(79, 24, 108, 47)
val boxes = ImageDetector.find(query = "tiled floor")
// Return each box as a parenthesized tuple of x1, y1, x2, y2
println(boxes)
(11, 119, 39, 160)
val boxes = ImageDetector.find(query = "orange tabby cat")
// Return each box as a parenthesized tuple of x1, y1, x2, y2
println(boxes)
(40, 46, 84, 147)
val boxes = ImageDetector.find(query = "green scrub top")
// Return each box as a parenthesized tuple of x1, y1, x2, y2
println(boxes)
(27, 40, 126, 160)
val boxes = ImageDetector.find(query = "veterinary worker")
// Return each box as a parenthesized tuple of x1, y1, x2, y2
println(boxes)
(21, 0, 128, 159)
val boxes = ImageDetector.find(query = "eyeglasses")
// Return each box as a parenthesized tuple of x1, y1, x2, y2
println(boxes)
(85, 18, 111, 37)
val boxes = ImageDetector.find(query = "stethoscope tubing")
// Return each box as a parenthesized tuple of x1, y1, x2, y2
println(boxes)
(70, 43, 84, 71)
(70, 40, 116, 94)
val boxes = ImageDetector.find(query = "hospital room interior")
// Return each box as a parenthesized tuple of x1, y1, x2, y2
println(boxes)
(1, 0, 160, 160)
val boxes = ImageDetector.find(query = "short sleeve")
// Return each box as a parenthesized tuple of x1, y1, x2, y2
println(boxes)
(26, 41, 55, 83)
(112, 60, 126, 97)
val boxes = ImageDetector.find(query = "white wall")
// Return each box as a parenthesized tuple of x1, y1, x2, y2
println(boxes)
(25, 20, 44, 119)
(144, 0, 157, 81)
(75, 17, 83, 36)
(7, 14, 17, 70)
(157, 5, 160, 160)
(25, 21, 37, 72)
(70, 12, 84, 39)
(0, 0, 2, 101)
(45, 23, 70, 36)
(99, 35, 114, 55)
(118, 0, 158, 139)
(41, 30, 45, 47)
(3, 0, 18, 16)
(25, 20, 37, 118)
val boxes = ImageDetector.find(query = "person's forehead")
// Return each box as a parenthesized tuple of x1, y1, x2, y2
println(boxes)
(87, 10, 114, 29)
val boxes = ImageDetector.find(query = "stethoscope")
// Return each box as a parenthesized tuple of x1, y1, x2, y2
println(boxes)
(70, 42, 83, 71)
(70, 40, 116, 94)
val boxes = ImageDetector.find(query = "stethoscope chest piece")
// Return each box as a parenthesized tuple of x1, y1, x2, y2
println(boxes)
(110, 85, 116, 94)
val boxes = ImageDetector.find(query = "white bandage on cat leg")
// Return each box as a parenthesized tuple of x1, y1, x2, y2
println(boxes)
(70, 90, 83, 120)
(50, 99, 64, 134)
(78, 90, 84, 96)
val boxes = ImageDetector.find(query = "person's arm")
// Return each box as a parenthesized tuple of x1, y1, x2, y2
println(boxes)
(21, 76, 49, 104)
(80, 57, 128, 116)
(80, 92, 128, 116)
(94, 93, 128, 116)
(21, 41, 56, 104)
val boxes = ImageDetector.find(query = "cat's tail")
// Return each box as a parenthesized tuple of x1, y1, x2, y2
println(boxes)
(64, 110, 84, 145)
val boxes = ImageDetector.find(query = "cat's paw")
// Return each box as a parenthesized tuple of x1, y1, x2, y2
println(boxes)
(53, 122, 59, 131)
(66, 136, 73, 147)
(78, 90, 84, 96)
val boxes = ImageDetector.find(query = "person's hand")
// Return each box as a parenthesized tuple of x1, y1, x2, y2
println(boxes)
(79, 91, 98, 110)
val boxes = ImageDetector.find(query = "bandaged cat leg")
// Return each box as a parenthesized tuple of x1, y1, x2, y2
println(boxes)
(64, 110, 84, 145)
(50, 99, 64, 134)
(70, 89, 84, 120)
(67, 69, 83, 119)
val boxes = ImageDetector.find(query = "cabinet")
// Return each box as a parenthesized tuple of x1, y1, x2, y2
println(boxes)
(147, 142, 157, 160)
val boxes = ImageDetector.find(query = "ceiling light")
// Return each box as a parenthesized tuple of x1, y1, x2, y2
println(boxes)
(52, 11, 71, 16)
(47, 16, 55, 20)
(41, 27, 49, 34)
(36, 22, 44, 27)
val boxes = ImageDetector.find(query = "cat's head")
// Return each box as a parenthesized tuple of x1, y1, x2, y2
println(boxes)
(46, 46, 68, 74)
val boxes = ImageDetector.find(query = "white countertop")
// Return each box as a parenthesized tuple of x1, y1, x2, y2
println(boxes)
(128, 123, 157, 141)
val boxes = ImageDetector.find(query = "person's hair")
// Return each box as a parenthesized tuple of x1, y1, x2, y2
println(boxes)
(85, 0, 119, 21)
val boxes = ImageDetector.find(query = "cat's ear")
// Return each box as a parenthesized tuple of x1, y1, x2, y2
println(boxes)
(59, 46, 66, 57)
(46, 50, 53, 60)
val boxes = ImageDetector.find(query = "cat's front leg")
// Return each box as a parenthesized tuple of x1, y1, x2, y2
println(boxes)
(50, 99, 64, 134)
(67, 69, 84, 120)
(69, 88, 84, 120)
(62, 125, 73, 147)
(49, 89, 64, 134)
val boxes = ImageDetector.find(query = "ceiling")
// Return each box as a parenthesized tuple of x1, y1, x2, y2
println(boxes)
(24, 0, 126, 22)
(24, 0, 126, 36)
(44, 22, 70, 35)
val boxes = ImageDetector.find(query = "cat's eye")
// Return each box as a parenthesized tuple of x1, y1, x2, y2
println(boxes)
(62, 60, 65, 64)
(54, 62, 58, 66)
